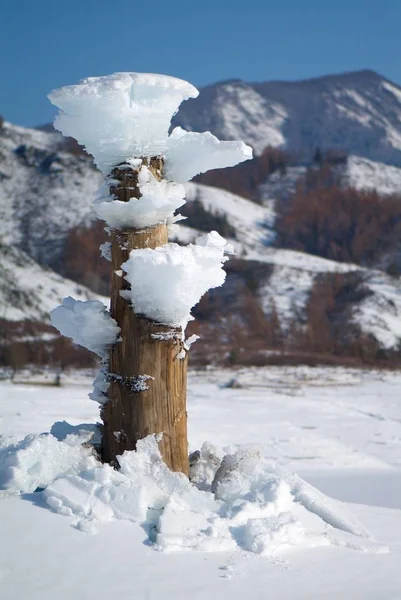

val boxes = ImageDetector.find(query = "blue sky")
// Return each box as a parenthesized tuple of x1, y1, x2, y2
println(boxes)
(1, 0, 400, 127)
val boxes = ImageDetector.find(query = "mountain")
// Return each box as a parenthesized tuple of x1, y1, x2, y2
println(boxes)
(0, 122, 101, 268)
(173, 70, 401, 166)
(2, 68, 401, 367)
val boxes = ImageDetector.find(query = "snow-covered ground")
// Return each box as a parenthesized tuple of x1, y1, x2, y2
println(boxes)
(1, 366, 401, 599)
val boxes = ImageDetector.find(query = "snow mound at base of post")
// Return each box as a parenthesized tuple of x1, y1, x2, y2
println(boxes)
(0, 430, 98, 495)
(122, 231, 231, 331)
(0, 430, 385, 555)
(50, 297, 120, 358)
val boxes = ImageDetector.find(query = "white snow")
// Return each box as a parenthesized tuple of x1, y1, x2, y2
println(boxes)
(354, 271, 401, 349)
(344, 155, 401, 196)
(50, 297, 120, 358)
(0, 244, 105, 323)
(0, 431, 97, 495)
(121, 232, 230, 330)
(49, 73, 252, 184)
(49, 73, 199, 175)
(382, 81, 401, 104)
(184, 181, 276, 248)
(1, 367, 401, 598)
(88, 366, 110, 405)
(0, 430, 377, 553)
(165, 127, 253, 183)
(95, 166, 186, 229)
(45, 436, 376, 552)
(99, 240, 111, 261)
(0, 121, 102, 266)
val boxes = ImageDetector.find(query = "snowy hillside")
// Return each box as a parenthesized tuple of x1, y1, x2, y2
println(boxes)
(183, 182, 276, 248)
(0, 121, 101, 266)
(342, 155, 401, 195)
(0, 244, 103, 322)
(2, 119, 401, 358)
(256, 252, 401, 351)
(259, 156, 401, 202)
(174, 70, 401, 166)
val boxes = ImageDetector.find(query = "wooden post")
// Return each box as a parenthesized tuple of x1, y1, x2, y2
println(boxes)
(101, 158, 189, 475)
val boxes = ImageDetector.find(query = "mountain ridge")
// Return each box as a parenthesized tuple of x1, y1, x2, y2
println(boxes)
(173, 69, 401, 166)
(2, 74, 401, 367)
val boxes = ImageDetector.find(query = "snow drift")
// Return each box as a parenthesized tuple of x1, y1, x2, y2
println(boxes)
(0, 431, 385, 555)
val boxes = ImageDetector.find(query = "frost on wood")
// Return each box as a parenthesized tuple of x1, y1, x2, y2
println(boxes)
(121, 232, 230, 330)
(48, 71, 252, 424)
(107, 373, 154, 393)
(89, 365, 110, 405)
(50, 297, 120, 358)
(94, 166, 186, 229)
(99, 241, 111, 262)
(48, 73, 199, 175)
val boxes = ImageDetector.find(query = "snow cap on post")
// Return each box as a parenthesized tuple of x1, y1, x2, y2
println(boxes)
(48, 72, 199, 175)
(48, 72, 253, 179)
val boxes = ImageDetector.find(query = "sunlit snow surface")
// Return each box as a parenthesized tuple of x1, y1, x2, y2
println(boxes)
(1, 367, 401, 599)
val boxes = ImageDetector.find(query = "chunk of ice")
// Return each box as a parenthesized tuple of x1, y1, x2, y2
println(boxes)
(50, 297, 120, 358)
(165, 127, 253, 183)
(121, 232, 229, 330)
(48, 73, 199, 175)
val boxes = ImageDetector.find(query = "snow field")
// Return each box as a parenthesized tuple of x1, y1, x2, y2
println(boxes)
(1, 367, 401, 599)
(2, 367, 399, 556)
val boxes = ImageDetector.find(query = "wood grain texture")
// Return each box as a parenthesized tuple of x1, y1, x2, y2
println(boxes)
(101, 159, 189, 475)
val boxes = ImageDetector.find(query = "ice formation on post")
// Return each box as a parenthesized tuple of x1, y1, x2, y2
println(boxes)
(48, 71, 252, 412)
(50, 297, 120, 358)
(48, 72, 252, 185)
(121, 232, 231, 330)
(94, 167, 186, 229)
(165, 127, 253, 183)
(48, 73, 199, 175)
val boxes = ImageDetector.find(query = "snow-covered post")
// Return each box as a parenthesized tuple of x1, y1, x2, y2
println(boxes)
(48, 73, 252, 474)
